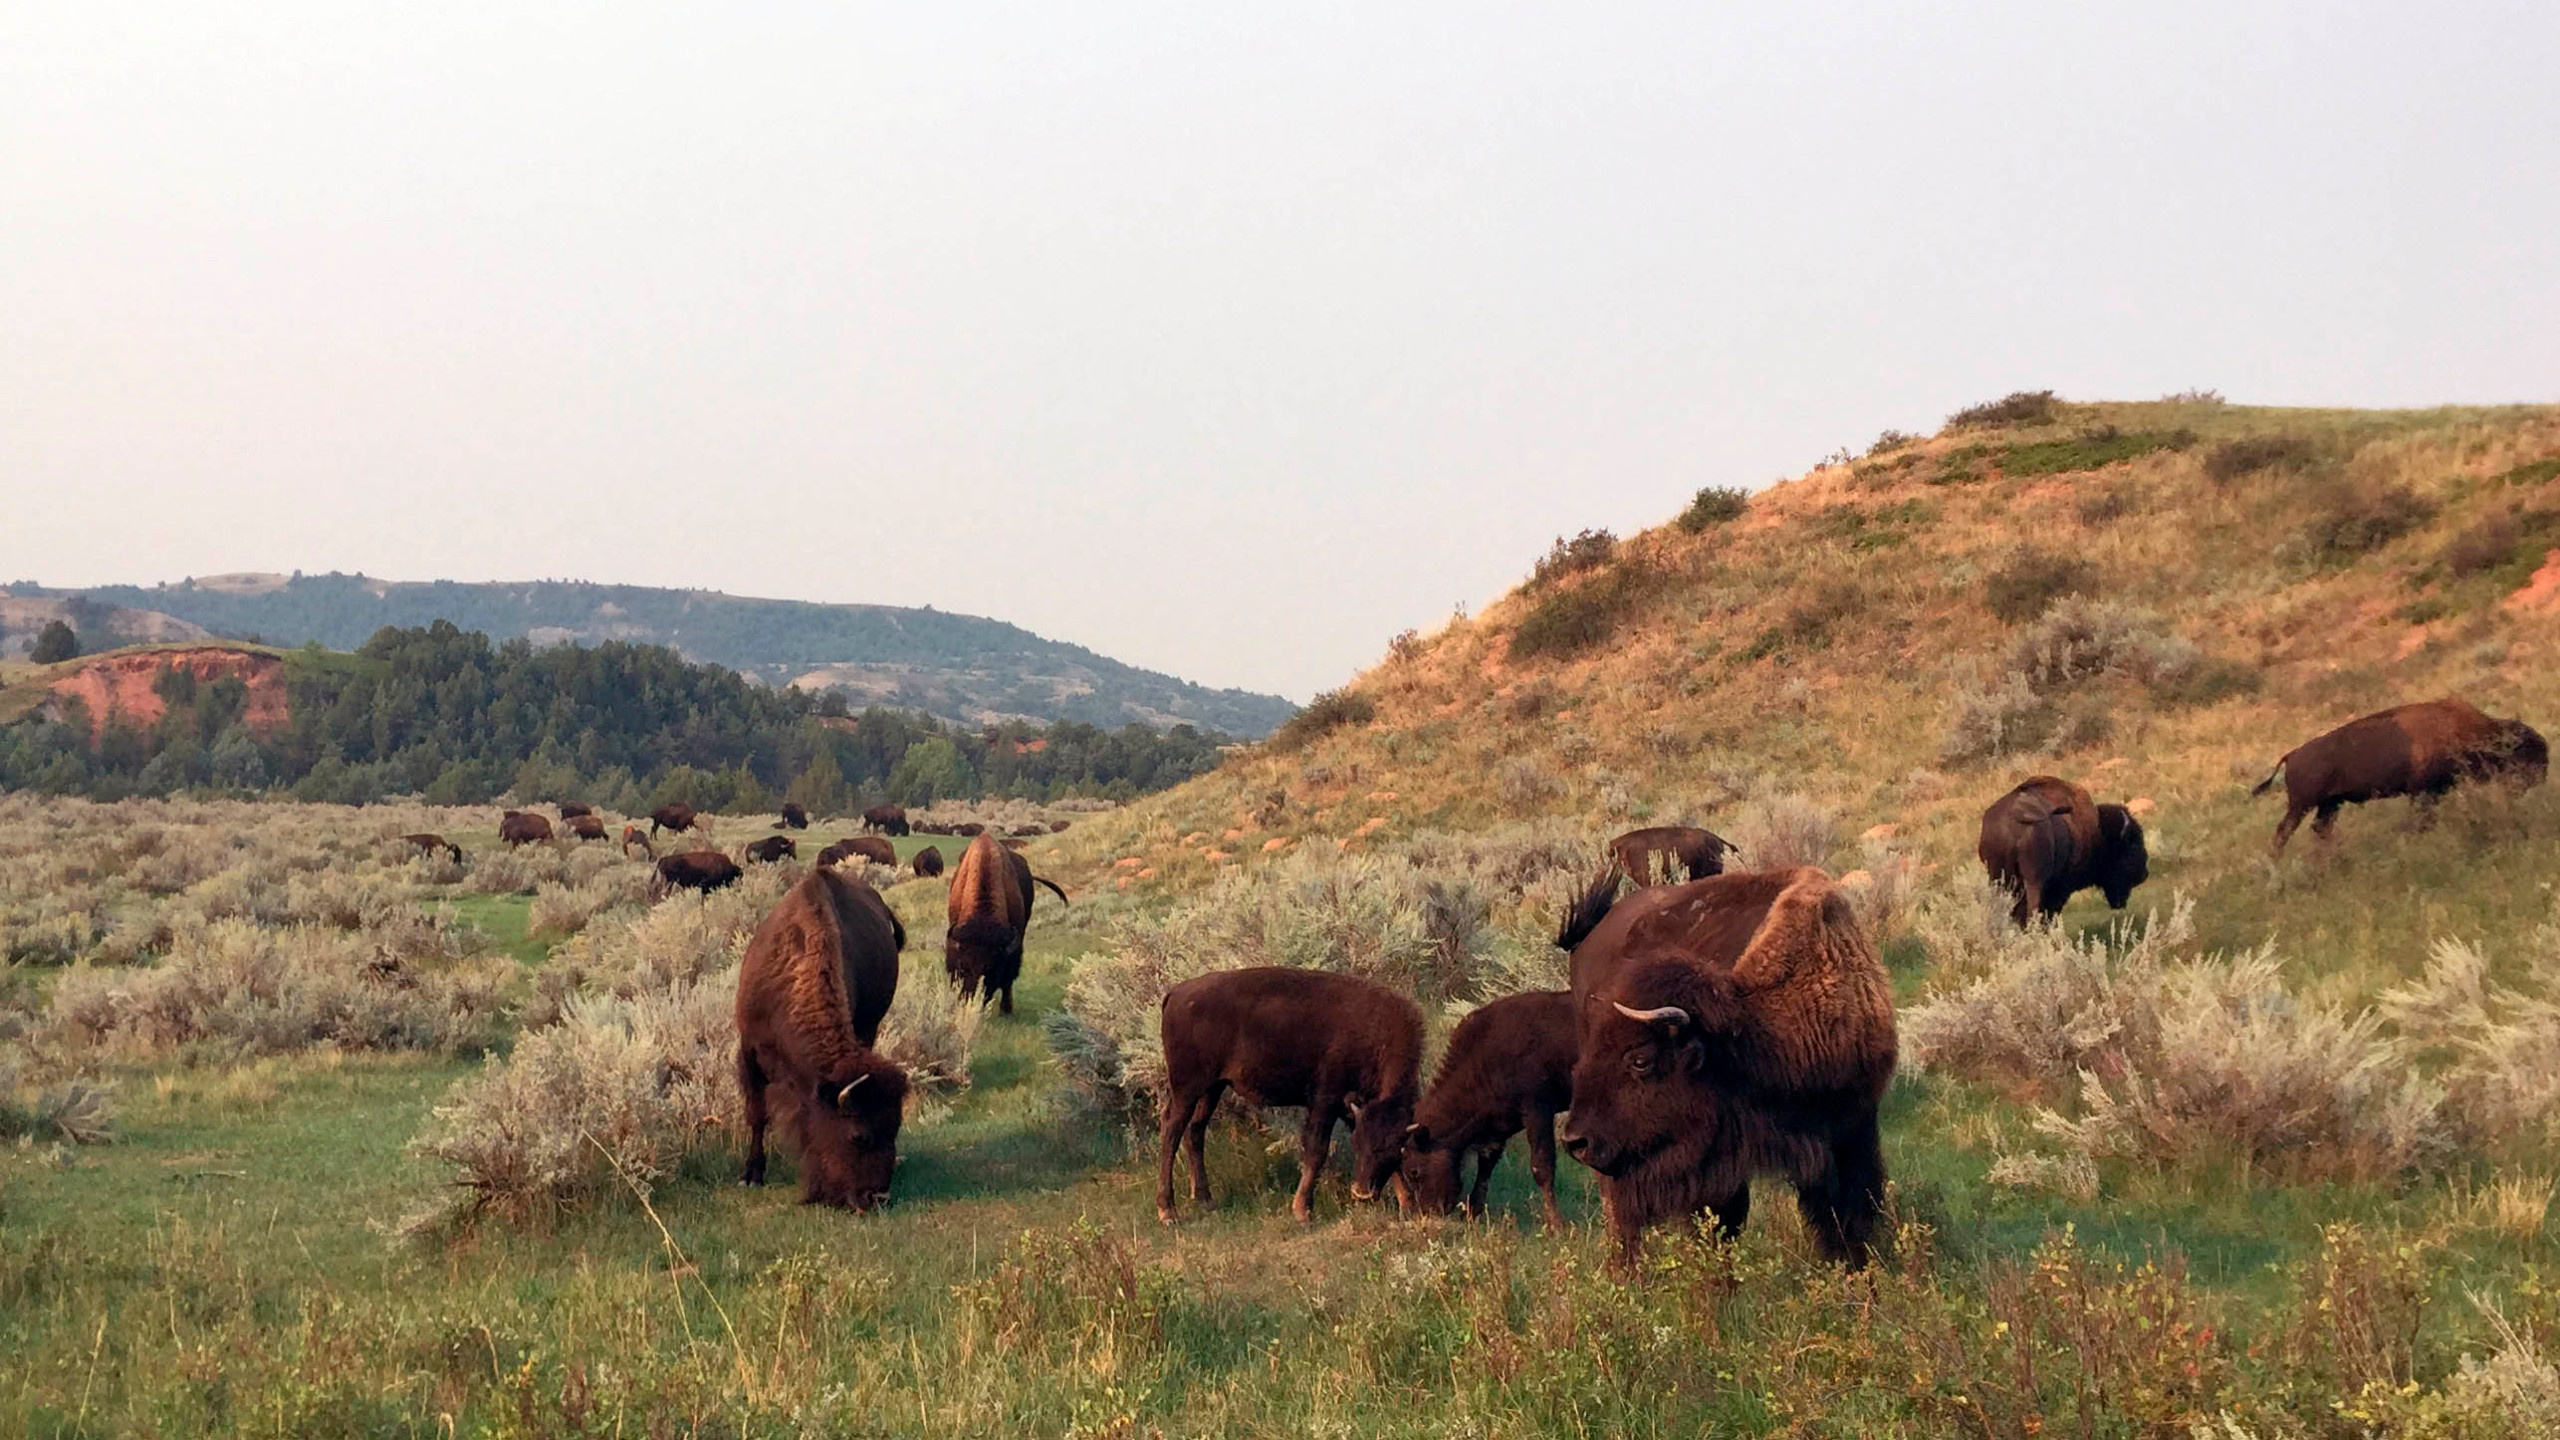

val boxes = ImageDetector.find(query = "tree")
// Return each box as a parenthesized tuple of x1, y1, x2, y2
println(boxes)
(29, 620, 78, 663)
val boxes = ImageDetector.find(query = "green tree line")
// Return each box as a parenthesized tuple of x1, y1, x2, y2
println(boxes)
(0, 622, 1234, 811)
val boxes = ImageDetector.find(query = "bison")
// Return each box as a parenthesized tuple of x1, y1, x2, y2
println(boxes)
(1399, 989, 1575, 1229)
(777, 802, 809, 830)
(1608, 825, 1732, 886)
(621, 825, 655, 860)
(499, 811, 554, 847)
(862, 804, 911, 837)
(401, 832, 464, 865)
(943, 830, 1069, 1015)
(650, 803, 709, 838)
(910, 844, 944, 879)
(567, 814, 609, 842)
(735, 867, 911, 1211)
(819, 836, 897, 869)
(1008, 824, 1047, 838)
(1156, 967, 1424, 1224)
(1049, 820, 1071, 834)
(557, 801, 594, 820)
(953, 822, 985, 837)
(1559, 865, 1897, 1269)
(744, 835, 798, 864)
(1976, 776, 2149, 926)
(2253, 698, 2548, 854)
(652, 850, 743, 899)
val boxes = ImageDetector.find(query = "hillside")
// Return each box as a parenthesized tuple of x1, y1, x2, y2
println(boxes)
(1058, 393, 2560, 985)
(2, 573, 1296, 738)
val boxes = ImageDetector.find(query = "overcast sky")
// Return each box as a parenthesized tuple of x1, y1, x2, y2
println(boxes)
(7, 3, 2556, 700)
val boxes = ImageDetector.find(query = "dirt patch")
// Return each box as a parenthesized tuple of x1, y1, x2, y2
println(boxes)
(44, 646, 291, 740)
(2503, 548, 2560, 616)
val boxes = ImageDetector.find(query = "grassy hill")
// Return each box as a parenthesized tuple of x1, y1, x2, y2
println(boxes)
(6, 573, 1297, 737)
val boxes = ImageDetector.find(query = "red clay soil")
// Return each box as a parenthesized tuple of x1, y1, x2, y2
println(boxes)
(46, 647, 291, 741)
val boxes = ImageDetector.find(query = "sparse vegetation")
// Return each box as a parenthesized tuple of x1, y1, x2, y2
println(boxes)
(1946, 388, 2059, 429)
(1674, 485, 1749, 532)
(1528, 527, 1618, 586)
(2293, 481, 2436, 566)
(1995, 426, 2194, 477)
(1983, 547, 2101, 622)
(2204, 431, 2321, 483)
(1265, 687, 1376, 751)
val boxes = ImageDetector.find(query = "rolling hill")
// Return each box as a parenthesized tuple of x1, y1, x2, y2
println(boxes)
(0, 573, 1296, 738)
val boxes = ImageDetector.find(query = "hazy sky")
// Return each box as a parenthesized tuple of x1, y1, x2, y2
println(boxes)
(8, 3, 2556, 700)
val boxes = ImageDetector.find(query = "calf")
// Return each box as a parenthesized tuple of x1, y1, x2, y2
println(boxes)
(734, 868, 910, 1210)
(652, 850, 742, 899)
(621, 825, 654, 860)
(401, 832, 463, 865)
(1399, 990, 1576, 1229)
(1156, 967, 1423, 1224)
(744, 835, 798, 864)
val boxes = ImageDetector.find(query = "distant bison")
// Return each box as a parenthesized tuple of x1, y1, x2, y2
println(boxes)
(652, 850, 742, 899)
(1608, 825, 1732, 886)
(1400, 989, 1575, 1229)
(862, 804, 911, 837)
(743, 835, 798, 864)
(735, 867, 910, 1211)
(1976, 776, 2149, 926)
(499, 811, 554, 847)
(401, 832, 463, 865)
(1561, 866, 1897, 1269)
(1008, 824, 1047, 838)
(819, 836, 897, 869)
(1156, 967, 1423, 1224)
(944, 830, 1069, 1015)
(952, 822, 985, 837)
(2254, 698, 2548, 854)
(1049, 820, 1070, 833)
(621, 825, 654, 860)
(557, 801, 594, 820)
(650, 803, 709, 837)
(909, 844, 944, 879)
(567, 814, 608, 842)
(777, 802, 809, 830)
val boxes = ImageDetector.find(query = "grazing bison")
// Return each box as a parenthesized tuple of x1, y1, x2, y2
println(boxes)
(1608, 825, 1732, 886)
(819, 836, 897, 869)
(1559, 865, 1897, 1269)
(952, 821, 985, 837)
(734, 867, 910, 1211)
(862, 804, 911, 837)
(621, 825, 654, 860)
(499, 811, 554, 846)
(909, 844, 944, 879)
(777, 802, 809, 830)
(1156, 967, 1424, 1224)
(943, 830, 1069, 1015)
(1049, 819, 1071, 834)
(650, 803, 709, 837)
(744, 835, 798, 864)
(2253, 698, 2548, 854)
(652, 850, 743, 899)
(1399, 989, 1576, 1229)
(557, 801, 594, 820)
(567, 814, 609, 842)
(401, 833, 464, 865)
(1008, 824, 1047, 838)
(1976, 776, 2149, 926)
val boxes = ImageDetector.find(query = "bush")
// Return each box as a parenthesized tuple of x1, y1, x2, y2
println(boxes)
(1946, 390, 2058, 429)
(1728, 793, 1836, 870)
(2381, 937, 2560, 1152)
(1675, 487, 1749, 533)
(2203, 433, 2319, 483)
(2294, 483, 2434, 566)
(2075, 487, 2138, 525)
(28, 620, 79, 664)
(1529, 529, 1617, 586)
(1995, 428, 2193, 478)
(1937, 675, 2059, 766)
(1265, 689, 1376, 753)
(2009, 597, 2198, 691)
(0, 1050, 112, 1144)
(1983, 548, 2100, 622)
(1510, 561, 1664, 660)
(1868, 430, 1919, 455)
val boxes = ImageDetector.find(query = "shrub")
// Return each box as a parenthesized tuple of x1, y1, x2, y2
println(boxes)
(1938, 675, 2058, 766)
(1266, 689, 1376, 753)
(2293, 483, 2434, 566)
(1510, 561, 1663, 660)
(1529, 529, 1617, 587)
(1867, 430, 1919, 455)
(1995, 428, 2193, 478)
(28, 620, 79, 664)
(1945, 390, 2058, 429)
(2499, 457, 2560, 488)
(2009, 597, 2198, 691)
(2203, 433, 2319, 483)
(1983, 548, 2100, 622)
(2075, 487, 2138, 525)
(2154, 656, 2263, 708)
(1495, 757, 1562, 808)
(1675, 486, 1749, 532)
(0, 1051, 112, 1144)
(521, 876, 781, 1027)
(2381, 937, 2560, 1152)
(1728, 793, 1836, 870)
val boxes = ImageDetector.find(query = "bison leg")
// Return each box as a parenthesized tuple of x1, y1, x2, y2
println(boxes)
(999, 977, 1015, 1017)
(1525, 1108, 1564, 1231)
(738, 1046, 770, 1186)
(2311, 799, 2344, 843)
(1183, 1089, 1221, 1206)
(1705, 1183, 1750, 1241)
(1156, 1090, 1196, 1224)
(1293, 1101, 1341, 1223)
(1466, 1146, 1499, 1220)
(2271, 803, 2309, 856)
(1796, 1114, 1886, 1270)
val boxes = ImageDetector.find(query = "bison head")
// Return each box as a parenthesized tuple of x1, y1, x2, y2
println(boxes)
(1561, 961, 1732, 1178)
(814, 1062, 910, 1212)
(943, 918, 1020, 1000)
(2093, 804, 2149, 909)
(1342, 1091, 1416, 1207)
(1397, 1123, 1467, 1216)
(2492, 720, 2550, 790)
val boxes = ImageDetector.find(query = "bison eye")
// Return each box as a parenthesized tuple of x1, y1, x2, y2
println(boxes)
(1628, 1050, 1655, 1077)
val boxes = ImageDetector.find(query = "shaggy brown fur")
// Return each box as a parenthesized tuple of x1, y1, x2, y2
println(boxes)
(1607, 826, 1732, 886)
(1561, 866, 1897, 1269)
(498, 811, 553, 847)
(1156, 967, 1424, 1225)
(743, 835, 798, 864)
(651, 850, 742, 899)
(862, 804, 910, 836)
(910, 844, 944, 878)
(1400, 989, 1576, 1229)
(734, 868, 910, 1210)
(557, 801, 594, 820)
(1976, 775, 2148, 925)
(401, 832, 463, 865)
(649, 803, 709, 837)
(2254, 697, 2548, 853)
(567, 815, 608, 842)
(777, 802, 809, 830)
(819, 835, 896, 869)
(621, 825, 654, 860)
(944, 831, 1069, 1015)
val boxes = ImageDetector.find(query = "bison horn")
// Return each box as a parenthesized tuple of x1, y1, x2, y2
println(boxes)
(837, 1076, 869, 1107)
(1612, 1001, 1690, 1029)
(1343, 1097, 1365, 1119)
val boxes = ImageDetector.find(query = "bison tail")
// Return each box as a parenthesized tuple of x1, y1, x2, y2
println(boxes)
(1555, 863, 1626, 953)
(2248, 755, 2288, 798)
(1033, 875, 1072, 908)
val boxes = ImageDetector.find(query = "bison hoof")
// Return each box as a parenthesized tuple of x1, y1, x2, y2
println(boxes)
(1291, 1200, 1314, 1224)
(1156, 1205, 1178, 1226)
